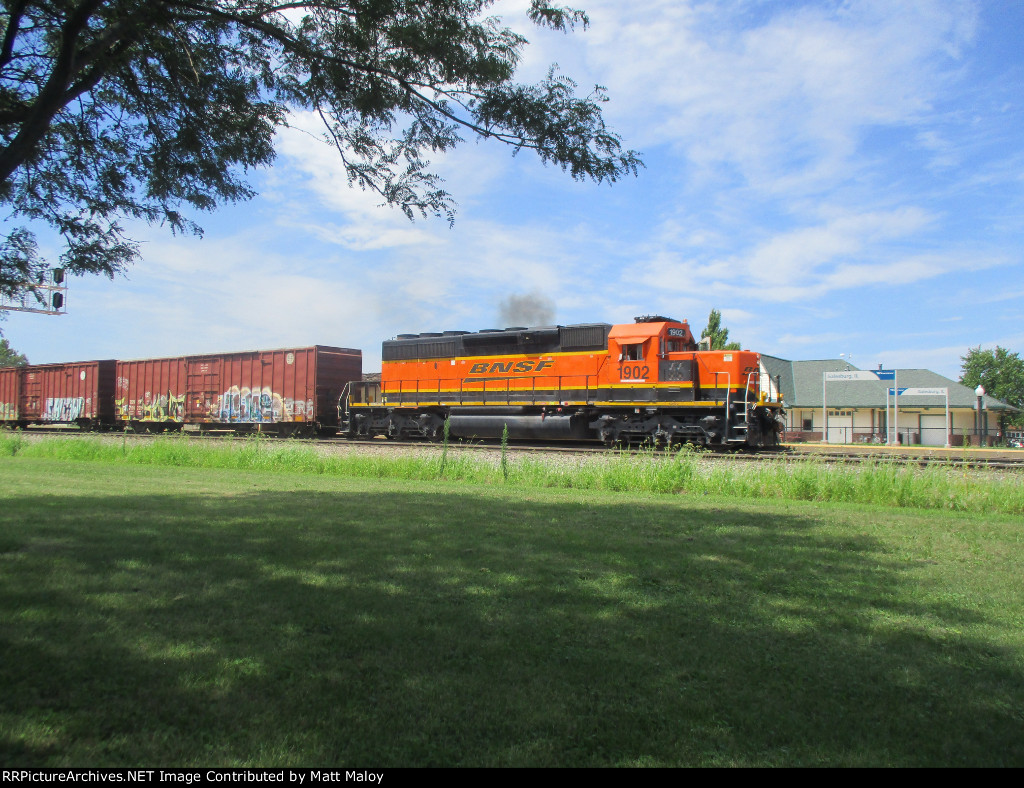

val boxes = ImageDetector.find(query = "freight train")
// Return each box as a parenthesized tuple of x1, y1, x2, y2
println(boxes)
(340, 316, 784, 449)
(0, 316, 785, 448)
(0, 346, 361, 436)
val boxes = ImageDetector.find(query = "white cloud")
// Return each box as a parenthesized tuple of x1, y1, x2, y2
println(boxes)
(629, 205, 959, 303)
(580, 0, 979, 192)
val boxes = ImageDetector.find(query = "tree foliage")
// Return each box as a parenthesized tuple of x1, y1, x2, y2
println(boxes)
(700, 308, 741, 351)
(0, 1, 641, 299)
(0, 336, 27, 365)
(959, 346, 1024, 420)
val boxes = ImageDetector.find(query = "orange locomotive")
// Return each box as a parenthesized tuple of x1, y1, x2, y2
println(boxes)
(341, 316, 785, 449)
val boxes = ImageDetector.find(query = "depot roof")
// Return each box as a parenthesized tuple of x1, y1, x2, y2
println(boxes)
(760, 356, 1015, 411)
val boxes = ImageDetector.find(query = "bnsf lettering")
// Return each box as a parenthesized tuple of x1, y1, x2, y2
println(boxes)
(469, 360, 554, 375)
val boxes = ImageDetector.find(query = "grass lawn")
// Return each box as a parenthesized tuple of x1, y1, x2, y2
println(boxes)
(1, 456, 1022, 767)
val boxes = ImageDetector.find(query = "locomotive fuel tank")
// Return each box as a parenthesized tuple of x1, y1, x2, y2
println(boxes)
(447, 413, 589, 440)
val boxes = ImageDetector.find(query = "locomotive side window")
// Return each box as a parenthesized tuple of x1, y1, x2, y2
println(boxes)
(622, 343, 644, 361)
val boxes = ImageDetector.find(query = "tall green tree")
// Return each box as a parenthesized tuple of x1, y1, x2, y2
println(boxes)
(959, 346, 1024, 427)
(0, 1, 641, 300)
(0, 336, 27, 366)
(701, 308, 741, 351)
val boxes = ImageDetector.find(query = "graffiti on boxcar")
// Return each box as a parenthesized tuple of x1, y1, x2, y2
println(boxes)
(43, 397, 86, 421)
(283, 397, 316, 420)
(115, 392, 185, 421)
(0, 402, 17, 420)
(143, 393, 185, 422)
(214, 386, 302, 423)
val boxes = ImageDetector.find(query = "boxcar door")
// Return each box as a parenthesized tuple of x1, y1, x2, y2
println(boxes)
(185, 360, 222, 422)
(20, 371, 42, 419)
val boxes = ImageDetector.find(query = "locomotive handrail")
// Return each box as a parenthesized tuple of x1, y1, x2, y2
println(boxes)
(380, 374, 601, 406)
(339, 381, 352, 414)
(691, 353, 725, 403)
(724, 373, 730, 441)
(743, 370, 757, 423)
(383, 373, 600, 407)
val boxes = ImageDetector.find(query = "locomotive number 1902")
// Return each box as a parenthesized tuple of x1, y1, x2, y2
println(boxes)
(619, 364, 649, 380)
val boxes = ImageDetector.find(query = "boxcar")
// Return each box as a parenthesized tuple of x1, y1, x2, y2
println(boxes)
(0, 360, 117, 429)
(0, 366, 21, 424)
(116, 345, 362, 435)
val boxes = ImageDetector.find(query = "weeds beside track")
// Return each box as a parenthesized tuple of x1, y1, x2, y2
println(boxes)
(2, 432, 1021, 515)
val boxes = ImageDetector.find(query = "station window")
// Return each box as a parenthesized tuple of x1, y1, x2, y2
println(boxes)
(802, 417, 813, 431)
(622, 343, 644, 361)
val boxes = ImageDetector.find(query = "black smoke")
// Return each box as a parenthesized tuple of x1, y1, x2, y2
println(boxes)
(497, 292, 556, 327)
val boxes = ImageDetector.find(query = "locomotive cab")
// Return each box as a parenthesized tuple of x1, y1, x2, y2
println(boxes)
(601, 316, 784, 447)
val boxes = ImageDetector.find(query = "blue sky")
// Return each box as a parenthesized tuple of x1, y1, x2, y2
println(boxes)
(3, 0, 1022, 380)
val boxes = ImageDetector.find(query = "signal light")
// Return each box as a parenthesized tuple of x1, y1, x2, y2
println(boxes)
(52, 292, 63, 310)
(52, 268, 65, 284)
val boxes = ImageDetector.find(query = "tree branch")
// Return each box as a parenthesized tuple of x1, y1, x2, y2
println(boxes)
(0, 0, 29, 70)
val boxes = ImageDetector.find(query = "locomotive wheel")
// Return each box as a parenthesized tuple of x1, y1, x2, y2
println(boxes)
(598, 425, 621, 448)
(643, 432, 669, 450)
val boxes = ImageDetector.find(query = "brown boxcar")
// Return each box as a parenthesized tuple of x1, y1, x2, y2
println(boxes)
(0, 366, 21, 423)
(116, 346, 362, 434)
(0, 360, 117, 428)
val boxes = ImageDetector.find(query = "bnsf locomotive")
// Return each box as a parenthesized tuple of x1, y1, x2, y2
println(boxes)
(340, 316, 784, 448)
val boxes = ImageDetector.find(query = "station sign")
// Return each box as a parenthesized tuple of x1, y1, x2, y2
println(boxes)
(825, 371, 878, 382)
(824, 369, 896, 382)
(888, 387, 948, 397)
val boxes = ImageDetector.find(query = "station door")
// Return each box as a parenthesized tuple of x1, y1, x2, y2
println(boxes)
(919, 414, 947, 446)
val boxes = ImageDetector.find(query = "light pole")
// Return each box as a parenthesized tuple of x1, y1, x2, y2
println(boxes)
(975, 385, 985, 447)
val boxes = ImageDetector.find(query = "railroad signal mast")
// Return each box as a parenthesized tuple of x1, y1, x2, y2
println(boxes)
(0, 268, 68, 315)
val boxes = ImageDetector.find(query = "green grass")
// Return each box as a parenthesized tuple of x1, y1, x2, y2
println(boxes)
(2, 433, 1022, 515)
(1, 452, 1022, 766)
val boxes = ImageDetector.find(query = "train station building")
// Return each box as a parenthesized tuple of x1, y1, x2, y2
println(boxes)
(757, 356, 1016, 446)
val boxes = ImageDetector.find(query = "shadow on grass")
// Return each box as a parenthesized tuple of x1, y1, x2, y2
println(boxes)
(1, 487, 1021, 766)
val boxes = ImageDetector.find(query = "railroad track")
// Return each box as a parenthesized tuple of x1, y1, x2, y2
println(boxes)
(10, 426, 1024, 470)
